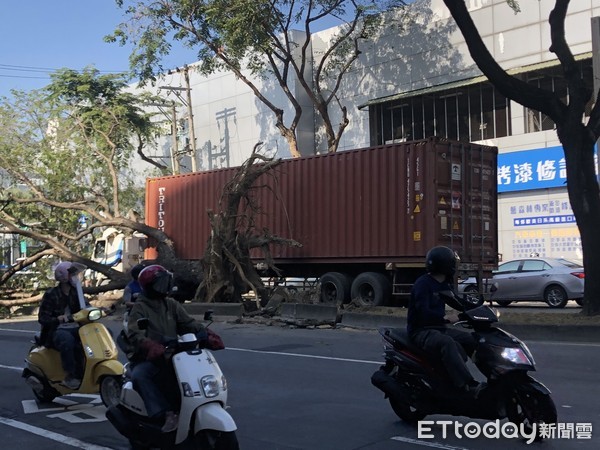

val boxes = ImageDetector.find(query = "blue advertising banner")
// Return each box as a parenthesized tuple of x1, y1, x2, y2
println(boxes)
(498, 145, 598, 193)
(498, 146, 567, 192)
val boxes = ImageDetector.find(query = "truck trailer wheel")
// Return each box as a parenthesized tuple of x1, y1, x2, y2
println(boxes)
(319, 272, 352, 305)
(351, 272, 391, 306)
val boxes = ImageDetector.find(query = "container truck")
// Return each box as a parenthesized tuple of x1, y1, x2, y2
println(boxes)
(144, 137, 498, 306)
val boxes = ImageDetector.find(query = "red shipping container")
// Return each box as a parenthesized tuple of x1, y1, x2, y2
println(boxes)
(145, 137, 497, 273)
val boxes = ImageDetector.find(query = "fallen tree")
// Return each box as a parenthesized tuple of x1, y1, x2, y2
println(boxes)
(197, 146, 302, 305)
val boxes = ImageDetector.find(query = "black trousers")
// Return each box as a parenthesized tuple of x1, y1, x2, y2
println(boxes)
(410, 327, 477, 388)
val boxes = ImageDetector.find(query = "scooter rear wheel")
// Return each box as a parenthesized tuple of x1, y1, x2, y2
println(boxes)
(389, 397, 426, 423)
(128, 439, 153, 450)
(194, 429, 239, 450)
(25, 374, 57, 403)
(33, 388, 57, 404)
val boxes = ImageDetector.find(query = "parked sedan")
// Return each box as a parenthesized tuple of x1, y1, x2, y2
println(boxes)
(491, 258, 584, 308)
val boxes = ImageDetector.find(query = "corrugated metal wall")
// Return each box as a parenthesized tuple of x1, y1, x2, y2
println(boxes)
(145, 137, 497, 267)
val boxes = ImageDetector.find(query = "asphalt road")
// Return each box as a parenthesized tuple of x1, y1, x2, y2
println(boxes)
(0, 315, 598, 449)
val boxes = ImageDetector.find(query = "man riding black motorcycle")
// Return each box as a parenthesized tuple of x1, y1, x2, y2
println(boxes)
(407, 246, 485, 398)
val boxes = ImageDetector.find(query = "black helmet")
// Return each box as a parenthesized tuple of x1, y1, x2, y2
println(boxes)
(425, 246, 457, 277)
(138, 264, 174, 299)
(130, 263, 145, 280)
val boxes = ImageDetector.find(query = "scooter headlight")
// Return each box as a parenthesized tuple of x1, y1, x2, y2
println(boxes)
(201, 375, 220, 398)
(500, 347, 533, 365)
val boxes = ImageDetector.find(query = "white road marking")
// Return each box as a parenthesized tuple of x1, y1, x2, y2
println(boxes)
(391, 435, 469, 449)
(226, 347, 382, 364)
(0, 416, 113, 449)
(0, 327, 35, 333)
(0, 364, 22, 372)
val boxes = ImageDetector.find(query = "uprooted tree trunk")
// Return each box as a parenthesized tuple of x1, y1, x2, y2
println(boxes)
(196, 147, 302, 305)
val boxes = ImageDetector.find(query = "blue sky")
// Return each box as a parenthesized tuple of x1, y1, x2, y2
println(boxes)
(0, 0, 198, 98)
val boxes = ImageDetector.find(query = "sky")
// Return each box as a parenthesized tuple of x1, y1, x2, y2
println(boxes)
(0, 1, 199, 98)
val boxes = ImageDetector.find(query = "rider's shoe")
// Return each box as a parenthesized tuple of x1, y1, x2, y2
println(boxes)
(62, 376, 81, 389)
(161, 411, 179, 433)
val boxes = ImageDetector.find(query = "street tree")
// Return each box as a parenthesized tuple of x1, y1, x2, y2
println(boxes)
(0, 69, 192, 300)
(442, 0, 600, 315)
(107, 0, 410, 156)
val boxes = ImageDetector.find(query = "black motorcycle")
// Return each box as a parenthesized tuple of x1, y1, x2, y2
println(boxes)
(371, 295, 557, 438)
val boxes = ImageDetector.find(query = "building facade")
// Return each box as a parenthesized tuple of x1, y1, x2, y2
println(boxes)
(143, 0, 600, 263)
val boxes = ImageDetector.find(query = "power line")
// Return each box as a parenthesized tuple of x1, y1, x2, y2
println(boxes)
(0, 74, 50, 79)
(0, 63, 128, 74)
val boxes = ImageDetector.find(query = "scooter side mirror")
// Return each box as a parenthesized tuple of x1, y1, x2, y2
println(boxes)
(137, 318, 149, 330)
(203, 310, 214, 321)
(87, 308, 102, 321)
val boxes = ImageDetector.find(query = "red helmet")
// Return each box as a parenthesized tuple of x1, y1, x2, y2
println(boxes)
(138, 265, 173, 299)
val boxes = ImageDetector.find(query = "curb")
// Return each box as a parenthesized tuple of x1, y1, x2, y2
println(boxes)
(496, 324, 600, 343)
(181, 303, 600, 342)
(184, 302, 244, 320)
(339, 312, 405, 329)
(280, 303, 338, 325)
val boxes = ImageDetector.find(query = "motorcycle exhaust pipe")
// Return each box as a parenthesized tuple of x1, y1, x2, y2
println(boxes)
(371, 369, 411, 400)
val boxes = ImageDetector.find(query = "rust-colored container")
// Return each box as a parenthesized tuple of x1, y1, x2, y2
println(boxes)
(145, 137, 497, 273)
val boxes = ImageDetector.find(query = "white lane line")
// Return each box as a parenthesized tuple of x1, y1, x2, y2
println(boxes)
(226, 347, 382, 364)
(0, 327, 36, 333)
(526, 340, 600, 347)
(0, 364, 23, 372)
(0, 416, 113, 449)
(391, 435, 469, 449)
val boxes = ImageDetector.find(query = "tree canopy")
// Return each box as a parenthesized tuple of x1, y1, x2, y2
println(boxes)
(0, 68, 174, 294)
(107, 0, 411, 156)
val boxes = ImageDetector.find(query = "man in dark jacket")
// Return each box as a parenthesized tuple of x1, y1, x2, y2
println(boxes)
(38, 262, 86, 389)
(126, 264, 207, 433)
(407, 246, 484, 398)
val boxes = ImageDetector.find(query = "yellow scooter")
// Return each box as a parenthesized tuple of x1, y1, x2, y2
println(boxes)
(23, 306, 124, 407)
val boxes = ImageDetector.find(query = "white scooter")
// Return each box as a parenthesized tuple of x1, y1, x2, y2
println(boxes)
(106, 312, 238, 450)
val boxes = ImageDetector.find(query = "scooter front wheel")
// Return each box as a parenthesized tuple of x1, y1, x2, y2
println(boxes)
(99, 375, 122, 408)
(194, 429, 239, 450)
(509, 387, 557, 441)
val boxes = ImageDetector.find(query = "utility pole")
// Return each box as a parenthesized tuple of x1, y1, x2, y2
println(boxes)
(170, 103, 180, 174)
(161, 66, 198, 172)
(183, 65, 198, 172)
(148, 101, 180, 174)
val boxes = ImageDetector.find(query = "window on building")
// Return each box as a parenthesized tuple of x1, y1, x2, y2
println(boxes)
(368, 57, 592, 146)
(523, 58, 592, 132)
(370, 82, 511, 145)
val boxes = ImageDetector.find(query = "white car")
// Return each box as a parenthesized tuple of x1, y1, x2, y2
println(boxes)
(458, 258, 584, 308)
